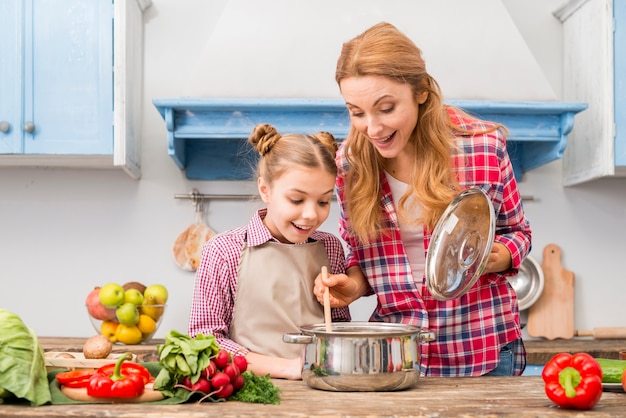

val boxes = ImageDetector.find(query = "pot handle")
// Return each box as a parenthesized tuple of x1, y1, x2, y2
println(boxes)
(419, 329, 436, 343)
(282, 333, 315, 344)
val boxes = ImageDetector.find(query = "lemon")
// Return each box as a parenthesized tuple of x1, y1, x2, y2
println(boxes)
(115, 324, 143, 345)
(140, 303, 164, 321)
(137, 314, 157, 335)
(100, 320, 119, 343)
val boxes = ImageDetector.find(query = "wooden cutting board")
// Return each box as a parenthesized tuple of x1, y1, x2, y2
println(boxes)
(527, 244, 575, 340)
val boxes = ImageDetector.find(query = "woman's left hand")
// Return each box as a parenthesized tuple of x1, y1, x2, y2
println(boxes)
(483, 242, 512, 274)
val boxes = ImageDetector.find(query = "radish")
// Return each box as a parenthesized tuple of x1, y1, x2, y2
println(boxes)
(233, 354, 248, 373)
(210, 371, 231, 390)
(181, 376, 193, 388)
(214, 349, 230, 369)
(223, 363, 240, 383)
(191, 377, 211, 394)
(201, 360, 217, 379)
(214, 383, 234, 399)
(232, 374, 245, 391)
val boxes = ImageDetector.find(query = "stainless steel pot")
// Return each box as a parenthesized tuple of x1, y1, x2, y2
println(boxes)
(283, 322, 435, 392)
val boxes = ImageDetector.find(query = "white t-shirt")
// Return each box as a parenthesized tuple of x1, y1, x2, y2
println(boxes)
(384, 172, 426, 288)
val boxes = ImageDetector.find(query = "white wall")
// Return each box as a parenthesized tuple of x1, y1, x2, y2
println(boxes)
(2, 0, 625, 341)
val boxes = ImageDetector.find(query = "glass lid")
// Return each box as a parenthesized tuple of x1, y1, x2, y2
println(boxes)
(425, 188, 495, 301)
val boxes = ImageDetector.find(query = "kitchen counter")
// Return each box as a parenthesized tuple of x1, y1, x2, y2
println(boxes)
(525, 338, 626, 364)
(2, 337, 618, 417)
(37, 336, 626, 364)
(1, 376, 624, 417)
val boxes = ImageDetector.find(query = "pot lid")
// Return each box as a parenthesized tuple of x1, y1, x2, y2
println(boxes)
(425, 188, 495, 301)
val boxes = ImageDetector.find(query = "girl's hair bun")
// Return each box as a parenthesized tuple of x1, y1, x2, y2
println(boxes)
(248, 123, 282, 156)
(315, 131, 338, 154)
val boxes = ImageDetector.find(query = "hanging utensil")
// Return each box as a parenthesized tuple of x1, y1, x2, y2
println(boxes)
(527, 244, 575, 339)
(172, 189, 216, 272)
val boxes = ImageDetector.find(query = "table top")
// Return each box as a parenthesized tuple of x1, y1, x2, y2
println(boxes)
(1, 376, 624, 417)
(2, 336, 622, 417)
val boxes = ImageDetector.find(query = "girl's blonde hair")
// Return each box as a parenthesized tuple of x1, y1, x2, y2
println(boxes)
(248, 123, 339, 184)
(335, 22, 502, 242)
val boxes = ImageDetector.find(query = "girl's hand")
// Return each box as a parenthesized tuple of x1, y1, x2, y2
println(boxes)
(314, 266, 370, 307)
(483, 242, 512, 274)
(245, 352, 303, 380)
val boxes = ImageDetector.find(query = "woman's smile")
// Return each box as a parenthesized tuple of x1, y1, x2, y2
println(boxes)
(371, 131, 397, 145)
(340, 75, 419, 160)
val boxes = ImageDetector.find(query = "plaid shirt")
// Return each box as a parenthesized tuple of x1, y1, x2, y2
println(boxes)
(188, 208, 351, 354)
(336, 106, 532, 376)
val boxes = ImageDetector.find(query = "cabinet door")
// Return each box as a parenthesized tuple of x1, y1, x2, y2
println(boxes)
(561, 0, 626, 184)
(0, 0, 23, 153)
(615, 0, 626, 167)
(24, 0, 113, 154)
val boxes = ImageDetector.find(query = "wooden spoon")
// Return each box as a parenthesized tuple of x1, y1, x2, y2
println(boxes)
(321, 266, 332, 332)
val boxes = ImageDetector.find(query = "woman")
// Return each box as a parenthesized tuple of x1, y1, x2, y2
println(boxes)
(315, 22, 532, 376)
(189, 124, 351, 380)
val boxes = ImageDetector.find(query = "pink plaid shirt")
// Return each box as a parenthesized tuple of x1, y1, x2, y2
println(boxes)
(188, 208, 351, 354)
(336, 106, 532, 376)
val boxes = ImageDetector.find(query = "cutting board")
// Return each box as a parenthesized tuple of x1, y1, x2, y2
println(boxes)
(527, 244, 575, 339)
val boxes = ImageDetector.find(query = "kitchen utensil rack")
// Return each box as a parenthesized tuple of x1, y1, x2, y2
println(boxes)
(174, 188, 259, 202)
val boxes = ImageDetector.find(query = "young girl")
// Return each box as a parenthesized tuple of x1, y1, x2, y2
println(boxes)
(188, 123, 351, 380)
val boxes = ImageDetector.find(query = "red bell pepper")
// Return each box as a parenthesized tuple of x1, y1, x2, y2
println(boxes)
(86, 353, 146, 398)
(55, 370, 95, 388)
(542, 352, 603, 410)
(96, 356, 153, 384)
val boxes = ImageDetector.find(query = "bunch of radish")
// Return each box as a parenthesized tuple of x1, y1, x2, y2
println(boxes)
(180, 349, 248, 401)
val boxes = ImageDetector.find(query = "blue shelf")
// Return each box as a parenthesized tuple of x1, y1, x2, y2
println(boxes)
(153, 98, 587, 181)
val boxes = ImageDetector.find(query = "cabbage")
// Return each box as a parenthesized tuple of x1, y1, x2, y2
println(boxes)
(0, 309, 51, 406)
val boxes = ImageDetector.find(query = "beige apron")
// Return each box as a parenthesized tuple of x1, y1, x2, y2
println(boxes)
(230, 237, 328, 358)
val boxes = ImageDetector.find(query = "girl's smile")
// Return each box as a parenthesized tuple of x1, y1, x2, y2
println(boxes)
(259, 166, 335, 244)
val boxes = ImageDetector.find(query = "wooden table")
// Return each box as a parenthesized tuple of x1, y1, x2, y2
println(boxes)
(1, 376, 624, 417)
(2, 337, 620, 417)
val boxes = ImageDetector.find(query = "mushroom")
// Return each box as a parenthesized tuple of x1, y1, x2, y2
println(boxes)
(83, 335, 113, 359)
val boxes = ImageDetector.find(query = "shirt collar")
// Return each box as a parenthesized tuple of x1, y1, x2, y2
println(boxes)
(246, 208, 318, 246)
(246, 208, 275, 247)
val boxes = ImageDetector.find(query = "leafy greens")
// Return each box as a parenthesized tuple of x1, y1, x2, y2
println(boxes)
(0, 309, 51, 406)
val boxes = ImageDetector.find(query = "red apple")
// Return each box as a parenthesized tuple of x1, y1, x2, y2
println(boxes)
(86, 287, 116, 321)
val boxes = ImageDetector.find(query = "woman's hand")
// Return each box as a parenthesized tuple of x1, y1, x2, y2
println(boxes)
(483, 242, 512, 274)
(314, 266, 370, 307)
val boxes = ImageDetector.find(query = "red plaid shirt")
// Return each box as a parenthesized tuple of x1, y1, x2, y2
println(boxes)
(336, 106, 532, 376)
(188, 208, 351, 354)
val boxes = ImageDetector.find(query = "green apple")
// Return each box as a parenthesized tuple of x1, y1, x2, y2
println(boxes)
(99, 283, 125, 308)
(143, 284, 168, 305)
(116, 302, 139, 326)
(124, 288, 144, 306)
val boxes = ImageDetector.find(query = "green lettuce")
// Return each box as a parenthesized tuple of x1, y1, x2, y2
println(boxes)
(0, 309, 51, 406)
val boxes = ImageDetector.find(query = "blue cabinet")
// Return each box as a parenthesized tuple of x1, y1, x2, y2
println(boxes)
(153, 98, 586, 181)
(0, 0, 149, 178)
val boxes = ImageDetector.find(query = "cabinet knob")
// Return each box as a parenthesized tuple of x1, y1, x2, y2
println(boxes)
(0, 121, 10, 133)
(23, 121, 35, 133)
